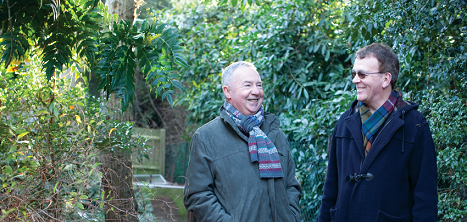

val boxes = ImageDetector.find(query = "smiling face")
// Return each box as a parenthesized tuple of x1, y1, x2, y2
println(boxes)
(222, 66, 264, 116)
(352, 56, 392, 112)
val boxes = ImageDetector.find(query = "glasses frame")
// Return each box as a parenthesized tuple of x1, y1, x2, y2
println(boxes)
(351, 71, 386, 79)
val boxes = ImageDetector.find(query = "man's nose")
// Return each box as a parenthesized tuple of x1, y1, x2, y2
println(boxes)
(352, 75, 361, 84)
(251, 85, 260, 95)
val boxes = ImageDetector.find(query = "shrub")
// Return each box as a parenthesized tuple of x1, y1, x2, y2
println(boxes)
(421, 92, 467, 220)
(0, 59, 151, 220)
(280, 90, 354, 220)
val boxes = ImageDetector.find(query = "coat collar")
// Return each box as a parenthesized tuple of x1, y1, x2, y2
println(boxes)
(345, 108, 365, 160)
(344, 99, 419, 172)
(360, 114, 404, 172)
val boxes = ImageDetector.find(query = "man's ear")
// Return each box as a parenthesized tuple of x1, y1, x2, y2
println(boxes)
(222, 85, 231, 99)
(382, 72, 392, 89)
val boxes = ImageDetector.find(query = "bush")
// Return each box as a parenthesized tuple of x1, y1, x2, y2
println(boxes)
(280, 90, 354, 220)
(0, 70, 102, 220)
(0, 59, 151, 220)
(421, 92, 467, 220)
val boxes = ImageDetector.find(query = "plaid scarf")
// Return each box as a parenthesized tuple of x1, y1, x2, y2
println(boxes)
(360, 89, 408, 156)
(223, 101, 284, 178)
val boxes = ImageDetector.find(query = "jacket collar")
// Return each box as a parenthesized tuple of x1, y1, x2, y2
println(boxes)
(345, 100, 368, 160)
(345, 99, 419, 172)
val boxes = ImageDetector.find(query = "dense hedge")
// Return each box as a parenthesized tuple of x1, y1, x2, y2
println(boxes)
(154, 0, 466, 221)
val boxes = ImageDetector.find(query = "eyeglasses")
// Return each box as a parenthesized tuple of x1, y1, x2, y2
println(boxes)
(351, 71, 386, 79)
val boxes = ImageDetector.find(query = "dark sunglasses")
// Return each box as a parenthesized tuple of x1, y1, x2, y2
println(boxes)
(351, 71, 386, 79)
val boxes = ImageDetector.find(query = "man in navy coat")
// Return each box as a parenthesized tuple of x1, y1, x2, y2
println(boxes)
(318, 43, 437, 221)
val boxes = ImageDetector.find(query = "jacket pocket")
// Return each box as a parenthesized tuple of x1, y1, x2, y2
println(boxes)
(290, 205, 300, 222)
(330, 206, 338, 221)
(376, 210, 410, 222)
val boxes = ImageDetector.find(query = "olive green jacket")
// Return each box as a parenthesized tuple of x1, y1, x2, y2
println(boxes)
(184, 107, 302, 222)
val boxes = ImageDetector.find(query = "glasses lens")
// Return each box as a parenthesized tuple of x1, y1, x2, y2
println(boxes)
(351, 71, 367, 79)
(351, 71, 368, 79)
(358, 72, 366, 79)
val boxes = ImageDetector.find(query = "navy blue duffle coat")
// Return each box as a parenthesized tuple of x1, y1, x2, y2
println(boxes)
(318, 100, 437, 222)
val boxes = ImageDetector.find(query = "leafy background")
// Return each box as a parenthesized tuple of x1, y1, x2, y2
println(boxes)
(153, 0, 467, 220)
(0, 0, 465, 221)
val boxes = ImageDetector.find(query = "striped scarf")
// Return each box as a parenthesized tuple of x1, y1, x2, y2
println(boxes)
(360, 89, 407, 156)
(223, 101, 284, 178)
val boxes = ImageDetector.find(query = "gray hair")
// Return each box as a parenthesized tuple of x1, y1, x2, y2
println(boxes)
(222, 61, 257, 87)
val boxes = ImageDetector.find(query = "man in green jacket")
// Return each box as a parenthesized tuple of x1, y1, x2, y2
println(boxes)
(184, 61, 302, 222)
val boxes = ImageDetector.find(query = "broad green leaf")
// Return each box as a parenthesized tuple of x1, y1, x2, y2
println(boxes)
(77, 202, 84, 210)
(172, 80, 185, 92)
(3, 166, 13, 174)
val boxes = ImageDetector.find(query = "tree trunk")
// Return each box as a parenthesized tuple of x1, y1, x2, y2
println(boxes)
(105, 0, 137, 23)
(102, 0, 139, 221)
(101, 146, 137, 221)
(101, 95, 137, 222)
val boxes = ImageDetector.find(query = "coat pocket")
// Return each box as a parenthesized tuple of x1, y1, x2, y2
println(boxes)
(330, 206, 338, 220)
(376, 210, 410, 222)
(289, 206, 300, 222)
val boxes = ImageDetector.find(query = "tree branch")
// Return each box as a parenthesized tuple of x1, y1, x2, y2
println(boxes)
(148, 87, 166, 127)
(5, 0, 16, 69)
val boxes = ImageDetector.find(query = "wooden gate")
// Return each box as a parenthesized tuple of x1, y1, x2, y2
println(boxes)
(131, 127, 166, 176)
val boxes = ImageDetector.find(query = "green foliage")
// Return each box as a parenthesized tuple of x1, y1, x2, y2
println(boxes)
(421, 92, 467, 220)
(0, 71, 96, 220)
(0, 57, 151, 220)
(0, 0, 187, 112)
(93, 18, 187, 111)
(0, 0, 100, 79)
(157, 1, 353, 220)
(158, 0, 352, 130)
(158, 0, 467, 220)
(217, 0, 257, 9)
(345, 0, 467, 99)
(161, 2, 242, 129)
(0, 0, 189, 220)
(242, 0, 350, 114)
(281, 91, 354, 219)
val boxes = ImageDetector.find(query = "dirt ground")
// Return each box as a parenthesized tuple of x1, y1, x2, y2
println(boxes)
(151, 196, 182, 222)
